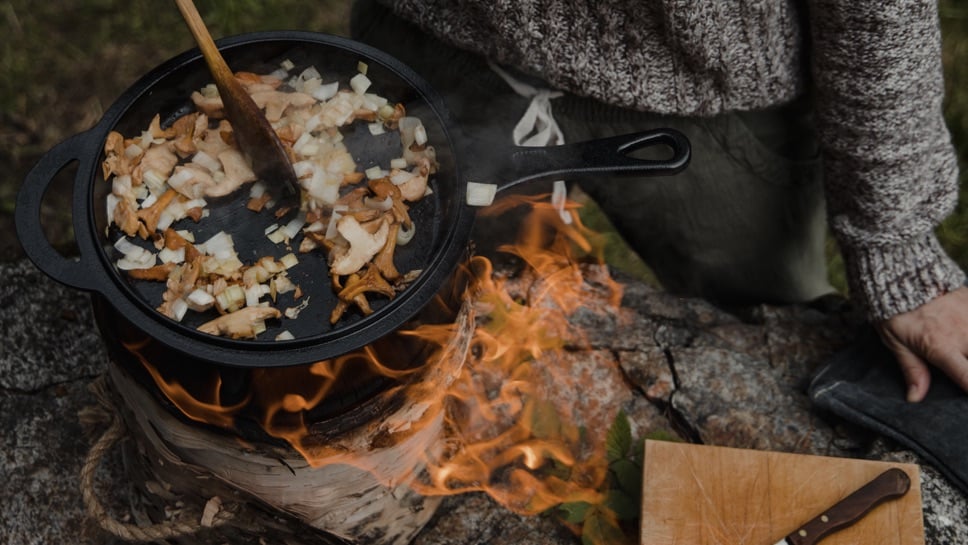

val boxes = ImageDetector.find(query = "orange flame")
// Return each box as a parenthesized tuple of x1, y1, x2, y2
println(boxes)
(129, 194, 625, 516)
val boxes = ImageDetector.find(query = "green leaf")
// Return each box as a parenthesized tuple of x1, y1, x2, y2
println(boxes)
(559, 501, 592, 524)
(643, 429, 682, 443)
(610, 458, 642, 498)
(605, 410, 632, 463)
(581, 507, 628, 545)
(604, 489, 639, 521)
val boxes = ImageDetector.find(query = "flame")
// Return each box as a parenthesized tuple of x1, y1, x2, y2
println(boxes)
(127, 193, 626, 517)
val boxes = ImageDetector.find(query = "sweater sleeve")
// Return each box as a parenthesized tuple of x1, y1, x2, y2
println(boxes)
(806, 0, 965, 321)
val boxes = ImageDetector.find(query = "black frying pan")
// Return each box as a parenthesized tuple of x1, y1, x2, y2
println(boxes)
(16, 31, 689, 368)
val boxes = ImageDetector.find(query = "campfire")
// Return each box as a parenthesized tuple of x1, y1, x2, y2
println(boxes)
(93, 193, 642, 545)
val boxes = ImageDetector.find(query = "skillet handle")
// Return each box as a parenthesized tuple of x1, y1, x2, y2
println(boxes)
(15, 131, 104, 291)
(496, 128, 691, 192)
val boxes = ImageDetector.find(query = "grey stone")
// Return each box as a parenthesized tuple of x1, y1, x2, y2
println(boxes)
(2, 259, 966, 545)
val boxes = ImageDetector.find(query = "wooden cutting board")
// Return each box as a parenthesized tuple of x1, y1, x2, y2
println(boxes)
(640, 441, 924, 545)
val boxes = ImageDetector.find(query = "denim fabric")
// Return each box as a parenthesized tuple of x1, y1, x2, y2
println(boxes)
(810, 327, 968, 495)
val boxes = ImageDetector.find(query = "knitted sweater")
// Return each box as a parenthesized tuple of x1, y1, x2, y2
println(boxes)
(380, 0, 965, 320)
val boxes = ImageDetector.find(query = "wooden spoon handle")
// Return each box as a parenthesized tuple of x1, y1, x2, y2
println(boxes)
(172, 0, 299, 195)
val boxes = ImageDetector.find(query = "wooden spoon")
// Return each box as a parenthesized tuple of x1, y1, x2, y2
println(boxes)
(173, 0, 300, 200)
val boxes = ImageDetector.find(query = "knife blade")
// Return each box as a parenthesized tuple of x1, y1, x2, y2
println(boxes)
(772, 467, 911, 545)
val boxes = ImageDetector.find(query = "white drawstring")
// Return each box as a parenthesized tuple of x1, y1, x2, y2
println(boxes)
(489, 62, 572, 224)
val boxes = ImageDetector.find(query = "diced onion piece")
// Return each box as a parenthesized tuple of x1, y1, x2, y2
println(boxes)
(281, 215, 307, 240)
(192, 150, 221, 173)
(249, 181, 267, 199)
(186, 289, 215, 312)
(413, 124, 428, 146)
(292, 160, 315, 178)
(363, 93, 388, 109)
(267, 228, 287, 244)
(176, 230, 195, 243)
(124, 143, 143, 159)
(365, 166, 384, 180)
(551, 180, 573, 225)
(245, 284, 268, 308)
(397, 221, 416, 246)
(275, 330, 295, 341)
(216, 284, 246, 313)
(280, 253, 299, 269)
(112, 175, 132, 197)
(114, 237, 141, 255)
(350, 73, 371, 95)
(312, 82, 339, 102)
(197, 231, 235, 259)
(466, 182, 497, 206)
(367, 122, 385, 136)
(142, 169, 167, 192)
(265, 223, 280, 235)
(357, 61, 368, 75)
(140, 191, 158, 209)
(390, 157, 408, 170)
(284, 296, 311, 319)
(106, 194, 120, 226)
(170, 298, 189, 322)
(159, 246, 186, 264)
(280, 58, 296, 71)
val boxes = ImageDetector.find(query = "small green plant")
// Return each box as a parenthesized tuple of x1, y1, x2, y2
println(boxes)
(555, 410, 680, 545)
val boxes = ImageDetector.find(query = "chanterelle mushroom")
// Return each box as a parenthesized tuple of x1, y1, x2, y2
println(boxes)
(198, 306, 282, 339)
(329, 215, 390, 276)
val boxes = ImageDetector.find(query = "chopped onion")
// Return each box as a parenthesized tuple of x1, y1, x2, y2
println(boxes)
(124, 143, 143, 159)
(140, 191, 158, 209)
(249, 181, 267, 199)
(281, 215, 307, 240)
(170, 298, 189, 322)
(466, 182, 497, 206)
(176, 230, 195, 243)
(142, 169, 167, 192)
(312, 82, 339, 102)
(275, 330, 295, 341)
(413, 124, 428, 146)
(280, 58, 296, 71)
(159, 246, 186, 264)
(106, 194, 120, 223)
(264, 223, 280, 235)
(280, 253, 299, 269)
(551, 180, 572, 225)
(390, 170, 414, 186)
(390, 157, 408, 170)
(367, 122, 385, 136)
(186, 289, 215, 312)
(267, 228, 287, 244)
(192, 150, 221, 173)
(357, 61, 368, 75)
(365, 166, 384, 180)
(397, 221, 416, 246)
(350, 73, 371, 95)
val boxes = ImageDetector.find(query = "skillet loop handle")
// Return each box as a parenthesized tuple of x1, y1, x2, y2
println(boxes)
(498, 128, 691, 192)
(15, 131, 103, 291)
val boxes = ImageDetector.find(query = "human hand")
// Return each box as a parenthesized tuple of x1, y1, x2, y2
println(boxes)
(876, 286, 968, 403)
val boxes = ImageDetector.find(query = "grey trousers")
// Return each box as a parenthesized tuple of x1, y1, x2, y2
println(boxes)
(351, 0, 833, 305)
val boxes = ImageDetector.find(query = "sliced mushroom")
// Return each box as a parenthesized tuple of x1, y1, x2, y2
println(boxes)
(198, 306, 282, 339)
(137, 188, 178, 233)
(328, 215, 390, 276)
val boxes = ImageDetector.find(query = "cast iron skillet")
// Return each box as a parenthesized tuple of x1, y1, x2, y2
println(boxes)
(16, 31, 689, 368)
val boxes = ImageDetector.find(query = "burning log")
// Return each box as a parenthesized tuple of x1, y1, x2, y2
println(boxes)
(93, 300, 476, 545)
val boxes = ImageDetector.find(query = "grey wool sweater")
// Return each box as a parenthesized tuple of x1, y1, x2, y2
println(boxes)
(381, 0, 965, 321)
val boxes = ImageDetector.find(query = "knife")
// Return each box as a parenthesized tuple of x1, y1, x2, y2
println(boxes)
(773, 467, 911, 545)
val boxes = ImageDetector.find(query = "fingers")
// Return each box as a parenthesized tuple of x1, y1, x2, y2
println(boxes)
(890, 344, 933, 403)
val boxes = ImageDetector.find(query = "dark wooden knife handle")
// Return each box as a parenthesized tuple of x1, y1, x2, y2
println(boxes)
(785, 468, 910, 545)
